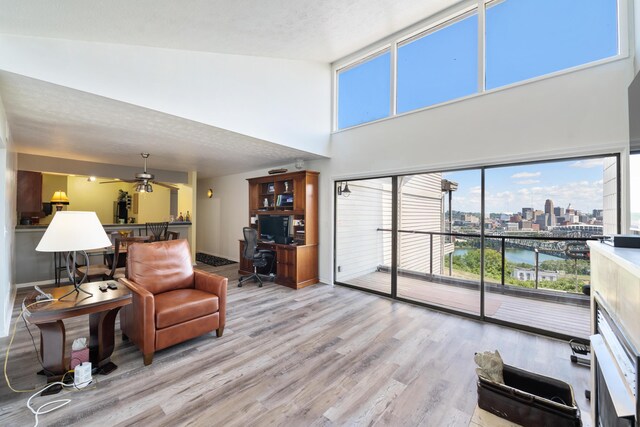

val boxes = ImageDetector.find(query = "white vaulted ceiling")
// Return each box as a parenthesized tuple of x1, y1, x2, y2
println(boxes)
(0, 0, 461, 62)
(0, 0, 461, 177)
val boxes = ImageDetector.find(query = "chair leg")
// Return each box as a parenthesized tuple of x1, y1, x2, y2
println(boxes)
(143, 353, 154, 366)
(216, 326, 224, 337)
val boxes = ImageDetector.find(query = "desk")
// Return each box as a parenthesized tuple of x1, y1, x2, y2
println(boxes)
(239, 240, 318, 289)
(24, 281, 131, 382)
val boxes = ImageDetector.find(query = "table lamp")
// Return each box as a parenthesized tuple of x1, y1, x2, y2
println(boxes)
(36, 211, 111, 299)
(50, 190, 70, 211)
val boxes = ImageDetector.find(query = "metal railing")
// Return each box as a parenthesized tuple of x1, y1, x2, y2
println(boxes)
(377, 228, 595, 290)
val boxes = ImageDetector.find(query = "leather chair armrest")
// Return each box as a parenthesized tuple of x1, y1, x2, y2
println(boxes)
(119, 277, 156, 356)
(194, 270, 227, 328)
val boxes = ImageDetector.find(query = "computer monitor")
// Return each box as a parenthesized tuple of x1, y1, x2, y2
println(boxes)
(258, 215, 291, 243)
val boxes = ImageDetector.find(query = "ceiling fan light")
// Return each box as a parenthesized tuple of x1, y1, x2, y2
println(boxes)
(135, 182, 145, 193)
(146, 183, 153, 193)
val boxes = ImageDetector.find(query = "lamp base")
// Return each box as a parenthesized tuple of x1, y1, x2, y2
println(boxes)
(59, 250, 94, 300)
(57, 283, 94, 300)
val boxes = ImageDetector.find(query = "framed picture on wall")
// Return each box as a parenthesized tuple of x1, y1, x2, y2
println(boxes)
(267, 183, 275, 193)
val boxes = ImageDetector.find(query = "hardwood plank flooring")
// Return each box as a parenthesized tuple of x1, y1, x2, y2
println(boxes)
(1, 263, 591, 426)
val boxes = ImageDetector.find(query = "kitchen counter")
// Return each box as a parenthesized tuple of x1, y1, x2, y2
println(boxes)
(14, 222, 192, 285)
(16, 221, 192, 231)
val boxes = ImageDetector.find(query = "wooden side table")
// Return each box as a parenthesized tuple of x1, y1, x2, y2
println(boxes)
(24, 281, 131, 384)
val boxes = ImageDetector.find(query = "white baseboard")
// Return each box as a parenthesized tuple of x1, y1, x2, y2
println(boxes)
(16, 279, 55, 289)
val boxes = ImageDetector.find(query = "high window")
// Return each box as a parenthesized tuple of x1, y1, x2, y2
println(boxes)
(335, 0, 620, 130)
(397, 13, 478, 113)
(336, 50, 391, 129)
(485, 0, 618, 89)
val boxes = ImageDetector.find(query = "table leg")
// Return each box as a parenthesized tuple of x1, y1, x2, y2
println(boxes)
(89, 307, 122, 374)
(36, 320, 66, 381)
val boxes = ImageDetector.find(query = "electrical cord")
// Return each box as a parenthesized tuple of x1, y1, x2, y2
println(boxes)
(4, 295, 97, 426)
(27, 375, 96, 427)
(21, 314, 56, 377)
(4, 298, 57, 393)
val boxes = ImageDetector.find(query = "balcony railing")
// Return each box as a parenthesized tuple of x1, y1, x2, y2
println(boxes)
(377, 228, 595, 298)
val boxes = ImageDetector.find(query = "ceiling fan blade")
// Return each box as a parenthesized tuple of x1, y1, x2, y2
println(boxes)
(99, 180, 136, 184)
(153, 181, 179, 190)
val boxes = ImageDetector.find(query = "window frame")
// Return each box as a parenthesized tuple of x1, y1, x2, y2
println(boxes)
(334, 46, 392, 131)
(395, 8, 480, 114)
(332, 0, 626, 132)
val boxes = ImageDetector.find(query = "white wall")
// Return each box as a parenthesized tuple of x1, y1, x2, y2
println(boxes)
(0, 94, 17, 337)
(316, 59, 633, 285)
(0, 35, 331, 157)
(196, 163, 300, 260)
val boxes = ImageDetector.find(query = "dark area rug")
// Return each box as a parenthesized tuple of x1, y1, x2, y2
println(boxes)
(196, 252, 237, 267)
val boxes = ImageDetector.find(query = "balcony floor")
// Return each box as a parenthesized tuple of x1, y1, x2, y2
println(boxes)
(344, 271, 590, 339)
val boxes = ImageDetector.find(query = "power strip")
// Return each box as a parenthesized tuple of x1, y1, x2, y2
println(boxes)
(74, 362, 92, 388)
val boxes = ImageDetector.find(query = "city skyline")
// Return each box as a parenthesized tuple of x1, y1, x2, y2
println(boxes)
(443, 158, 608, 215)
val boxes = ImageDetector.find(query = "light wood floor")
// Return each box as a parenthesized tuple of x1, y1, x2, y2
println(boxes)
(347, 271, 590, 339)
(1, 264, 592, 426)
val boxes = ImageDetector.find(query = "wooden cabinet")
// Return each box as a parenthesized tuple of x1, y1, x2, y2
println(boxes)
(17, 170, 43, 216)
(238, 241, 319, 289)
(240, 170, 319, 289)
(247, 170, 318, 246)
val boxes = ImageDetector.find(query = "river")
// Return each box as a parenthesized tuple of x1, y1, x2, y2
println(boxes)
(453, 248, 564, 265)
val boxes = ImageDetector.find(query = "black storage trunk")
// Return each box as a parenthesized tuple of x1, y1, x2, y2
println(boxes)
(477, 364, 582, 427)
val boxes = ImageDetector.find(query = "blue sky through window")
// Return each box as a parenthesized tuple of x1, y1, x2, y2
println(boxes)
(337, 51, 390, 129)
(397, 13, 478, 112)
(337, 0, 618, 129)
(485, 0, 618, 89)
(443, 158, 608, 215)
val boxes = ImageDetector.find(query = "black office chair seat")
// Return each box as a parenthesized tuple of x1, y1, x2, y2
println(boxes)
(239, 227, 275, 288)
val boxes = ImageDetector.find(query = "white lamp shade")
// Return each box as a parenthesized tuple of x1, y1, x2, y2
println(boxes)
(36, 211, 112, 252)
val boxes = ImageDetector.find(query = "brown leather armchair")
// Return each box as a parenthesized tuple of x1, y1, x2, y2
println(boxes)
(119, 239, 227, 365)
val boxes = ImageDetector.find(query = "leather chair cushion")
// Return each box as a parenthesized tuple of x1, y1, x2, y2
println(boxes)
(127, 239, 194, 294)
(154, 289, 219, 329)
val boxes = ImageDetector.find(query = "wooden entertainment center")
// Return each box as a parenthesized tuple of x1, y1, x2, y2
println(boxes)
(238, 170, 319, 289)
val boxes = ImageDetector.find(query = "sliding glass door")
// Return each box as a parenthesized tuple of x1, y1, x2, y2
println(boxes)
(482, 157, 617, 338)
(396, 169, 482, 315)
(334, 154, 619, 339)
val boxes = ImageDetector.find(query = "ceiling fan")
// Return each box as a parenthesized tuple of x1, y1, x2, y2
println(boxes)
(99, 153, 178, 192)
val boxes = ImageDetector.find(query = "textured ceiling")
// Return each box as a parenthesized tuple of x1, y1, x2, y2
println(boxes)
(0, 0, 460, 62)
(0, 72, 321, 178)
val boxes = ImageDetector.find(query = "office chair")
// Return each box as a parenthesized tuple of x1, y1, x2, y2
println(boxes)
(239, 227, 274, 287)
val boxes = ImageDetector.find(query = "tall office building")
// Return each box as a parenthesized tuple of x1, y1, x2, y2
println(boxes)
(522, 207, 533, 220)
(545, 199, 556, 227)
(554, 206, 565, 216)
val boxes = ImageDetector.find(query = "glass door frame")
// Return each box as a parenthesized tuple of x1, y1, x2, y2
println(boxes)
(333, 152, 621, 341)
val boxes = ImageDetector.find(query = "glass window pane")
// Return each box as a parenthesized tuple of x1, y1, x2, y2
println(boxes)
(397, 170, 482, 315)
(486, 0, 618, 90)
(337, 52, 391, 129)
(397, 13, 478, 113)
(482, 156, 617, 339)
(335, 178, 392, 294)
